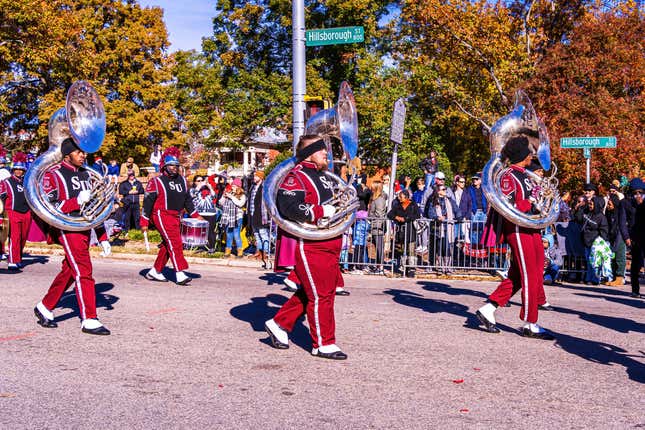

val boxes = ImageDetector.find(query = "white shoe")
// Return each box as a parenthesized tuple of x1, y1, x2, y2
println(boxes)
(265, 319, 289, 348)
(283, 278, 299, 291)
(36, 301, 54, 321)
(495, 270, 508, 280)
(175, 271, 191, 285)
(145, 268, 168, 282)
(477, 303, 497, 325)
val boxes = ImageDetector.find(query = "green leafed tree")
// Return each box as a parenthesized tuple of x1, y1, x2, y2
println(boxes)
(1, 0, 175, 165)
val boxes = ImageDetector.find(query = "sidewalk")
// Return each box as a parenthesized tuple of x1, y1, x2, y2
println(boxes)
(23, 242, 264, 268)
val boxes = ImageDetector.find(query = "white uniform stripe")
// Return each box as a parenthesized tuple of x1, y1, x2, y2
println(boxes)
(60, 232, 86, 320)
(299, 238, 323, 347)
(156, 209, 179, 269)
(54, 170, 70, 200)
(515, 225, 530, 321)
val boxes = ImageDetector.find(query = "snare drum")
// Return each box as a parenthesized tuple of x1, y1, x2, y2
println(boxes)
(180, 218, 209, 247)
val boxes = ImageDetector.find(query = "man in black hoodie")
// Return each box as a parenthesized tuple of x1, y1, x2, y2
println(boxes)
(626, 178, 645, 298)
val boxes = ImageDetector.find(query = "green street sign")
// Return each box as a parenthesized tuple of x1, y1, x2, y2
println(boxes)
(583, 148, 591, 159)
(306, 26, 364, 47)
(560, 136, 617, 148)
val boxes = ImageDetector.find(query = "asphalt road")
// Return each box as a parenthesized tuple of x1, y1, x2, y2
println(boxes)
(1, 254, 643, 429)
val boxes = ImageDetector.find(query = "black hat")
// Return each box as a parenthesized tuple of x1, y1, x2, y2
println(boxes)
(629, 178, 645, 192)
(61, 138, 81, 156)
(609, 184, 620, 191)
(471, 172, 482, 179)
(503, 136, 532, 164)
(583, 183, 598, 193)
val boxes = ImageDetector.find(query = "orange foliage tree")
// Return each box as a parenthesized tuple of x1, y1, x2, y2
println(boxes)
(527, 2, 645, 191)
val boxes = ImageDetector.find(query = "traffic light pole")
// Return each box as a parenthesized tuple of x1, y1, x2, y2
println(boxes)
(292, 0, 306, 154)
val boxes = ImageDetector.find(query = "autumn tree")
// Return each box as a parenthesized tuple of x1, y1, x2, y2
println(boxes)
(526, 1, 645, 190)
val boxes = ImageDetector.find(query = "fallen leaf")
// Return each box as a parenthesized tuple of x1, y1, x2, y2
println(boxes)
(452, 379, 464, 384)
(460, 409, 469, 413)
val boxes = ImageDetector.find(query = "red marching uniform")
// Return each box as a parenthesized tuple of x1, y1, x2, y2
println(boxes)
(271, 161, 342, 350)
(39, 161, 108, 321)
(0, 174, 32, 266)
(487, 165, 546, 323)
(141, 172, 198, 274)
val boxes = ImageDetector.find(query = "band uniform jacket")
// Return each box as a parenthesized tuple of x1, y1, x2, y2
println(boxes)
(0, 175, 29, 213)
(41, 161, 107, 242)
(141, 174, 197, 226)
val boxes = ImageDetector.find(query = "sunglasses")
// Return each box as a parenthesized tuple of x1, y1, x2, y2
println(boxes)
(634, 191, 644, 196)
(458, 180, 465, 183)
(439, 187, 447, 191)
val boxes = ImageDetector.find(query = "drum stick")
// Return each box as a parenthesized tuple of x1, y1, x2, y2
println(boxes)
(144, 230, 150, 252)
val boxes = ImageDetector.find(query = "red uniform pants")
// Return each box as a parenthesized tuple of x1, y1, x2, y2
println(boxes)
(41, 231, 97, 320)
(489, 226, 545, 323)
(274, 237, 342, 349)
(7, 210, 31, 264)
(153, 209, 188, 272)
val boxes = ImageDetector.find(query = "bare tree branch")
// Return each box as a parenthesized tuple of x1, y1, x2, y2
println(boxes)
(523, 0, 537, 56)
(452, 99, 491, 131)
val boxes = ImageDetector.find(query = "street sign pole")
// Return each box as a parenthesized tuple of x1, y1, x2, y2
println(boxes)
(387, 98, 406, 211)
(583, 147, 591, 183)
(292, 0, 306, 153)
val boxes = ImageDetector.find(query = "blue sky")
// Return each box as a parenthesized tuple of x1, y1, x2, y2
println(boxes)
(138, 0, 216, 52)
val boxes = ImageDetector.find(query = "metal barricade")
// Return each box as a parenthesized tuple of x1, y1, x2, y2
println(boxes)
(262, 215, 591, 281)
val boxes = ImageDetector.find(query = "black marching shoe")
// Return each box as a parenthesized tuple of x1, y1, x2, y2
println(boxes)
(475, 310, 500, 333)
(631, 292, 643, 299)
(311, 349, 348, 360)
(335, 288, 350, 296)
(521, 327, 554, 340)
(539, 304, 554, 311)
(34, 307, 57, 328)
(81, 325, 111, 336)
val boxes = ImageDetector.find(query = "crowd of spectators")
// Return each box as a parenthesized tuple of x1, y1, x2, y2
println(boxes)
(1, 144, 644, 298)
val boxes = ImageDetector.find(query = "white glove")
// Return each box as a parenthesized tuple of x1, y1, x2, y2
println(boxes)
(99, 240, 112, 257)
(77, 190, 91, 205)
(322, 204, 336, 218)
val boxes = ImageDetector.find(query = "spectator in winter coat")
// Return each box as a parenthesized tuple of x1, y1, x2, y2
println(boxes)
(368, 181, 388, 271)
(387, 189, 420, 277)
(605, 192, 629, 286)
(574, 195, 609, 285)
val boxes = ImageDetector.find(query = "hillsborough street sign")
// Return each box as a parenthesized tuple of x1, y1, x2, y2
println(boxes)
(560, 136, 617, 149)
(305, 26, 364, 47)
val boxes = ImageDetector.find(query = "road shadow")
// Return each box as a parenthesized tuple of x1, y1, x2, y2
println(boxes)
(417, 280, 490, 300)
(138, 268, 202, 283)
(573, 292, 645, 309)
(53, 282, 119, 323)
(383, 287, 519, 334)
(553, 331, 645, 383)
(258, 272, 289, 288)
(229, 293, 312, 351)
(553, 301, 645, 335)
(555, 282, 635, 299)
(20, 255, 50, 267)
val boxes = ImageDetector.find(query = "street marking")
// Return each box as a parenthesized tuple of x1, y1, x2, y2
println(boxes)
(146, 308, 178, 315)
(0, 332, 37, 342)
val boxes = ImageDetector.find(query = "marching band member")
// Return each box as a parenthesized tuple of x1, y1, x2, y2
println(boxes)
(264, 134, 348, 360)
(141, 147, 201, 285)
(0, 152, 31, 270)
(476, 136, 553, 340)
(34, 138, 112, 335)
